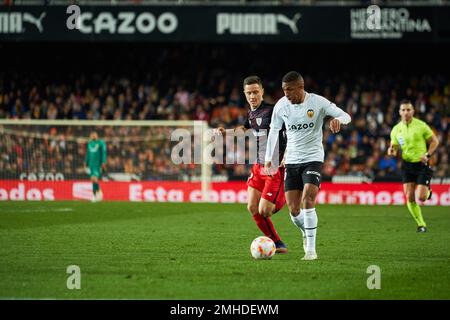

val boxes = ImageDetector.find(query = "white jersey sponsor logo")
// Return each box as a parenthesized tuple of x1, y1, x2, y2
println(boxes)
(252, 130, 267, 137)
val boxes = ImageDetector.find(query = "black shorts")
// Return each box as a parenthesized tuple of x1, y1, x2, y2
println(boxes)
(284, 162, 323, 192)
(401, 161, 433, 186)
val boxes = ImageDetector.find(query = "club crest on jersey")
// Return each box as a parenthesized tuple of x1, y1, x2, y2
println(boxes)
(307, 109, 314, 118)
(256, 117, 262, 126)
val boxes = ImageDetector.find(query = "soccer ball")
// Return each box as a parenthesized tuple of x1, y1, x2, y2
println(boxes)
(250, 236, 276, 260)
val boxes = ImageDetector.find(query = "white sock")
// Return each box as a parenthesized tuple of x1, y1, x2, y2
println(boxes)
(303, 208, 318, 253)
(290, 211, 305, 238)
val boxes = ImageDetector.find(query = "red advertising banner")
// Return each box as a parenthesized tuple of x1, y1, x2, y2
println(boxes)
(0, 180, 449, 206)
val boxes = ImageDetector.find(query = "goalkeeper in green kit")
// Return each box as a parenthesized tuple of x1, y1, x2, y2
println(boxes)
(84, 131, 107, 202)
(388, 100, 439, 233)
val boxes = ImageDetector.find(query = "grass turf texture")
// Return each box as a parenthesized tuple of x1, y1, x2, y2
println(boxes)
(0, 202, 449, 299)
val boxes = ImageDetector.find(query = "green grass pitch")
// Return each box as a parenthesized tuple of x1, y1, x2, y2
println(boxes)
(0, 201, 449, 299)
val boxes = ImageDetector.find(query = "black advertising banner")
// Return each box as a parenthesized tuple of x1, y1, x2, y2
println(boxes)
(0, 5, 448, 43)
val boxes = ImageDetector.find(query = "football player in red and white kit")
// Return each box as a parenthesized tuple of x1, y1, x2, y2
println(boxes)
(216, 76, 288, 253)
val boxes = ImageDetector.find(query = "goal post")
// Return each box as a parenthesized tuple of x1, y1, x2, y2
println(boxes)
(0, 119, 212, 201)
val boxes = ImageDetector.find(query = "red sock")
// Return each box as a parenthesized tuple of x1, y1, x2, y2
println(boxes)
(252, 213, 281, 242)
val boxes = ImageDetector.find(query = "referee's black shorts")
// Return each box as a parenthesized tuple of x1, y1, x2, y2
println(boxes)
(284, 162, 323, 192)
(401, 161, 433, 187)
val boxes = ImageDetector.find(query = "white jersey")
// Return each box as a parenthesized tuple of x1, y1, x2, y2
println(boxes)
(265, 92, 351, 164)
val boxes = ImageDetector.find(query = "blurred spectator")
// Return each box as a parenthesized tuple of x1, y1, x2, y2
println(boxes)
(378, 154, 397, 174)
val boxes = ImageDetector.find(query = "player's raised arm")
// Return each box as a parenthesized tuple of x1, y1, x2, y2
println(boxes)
(319, 96, 351, 133)
(264, 102, 284, 168)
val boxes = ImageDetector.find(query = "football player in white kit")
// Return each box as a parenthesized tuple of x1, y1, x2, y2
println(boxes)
(265, 71, 351, 260)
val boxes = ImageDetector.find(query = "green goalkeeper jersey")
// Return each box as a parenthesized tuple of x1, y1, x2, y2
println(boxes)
(85, 139, 107, 169)
(390, 117, 433, 163)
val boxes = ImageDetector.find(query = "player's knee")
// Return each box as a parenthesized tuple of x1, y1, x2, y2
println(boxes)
(286, 202, 300, 215)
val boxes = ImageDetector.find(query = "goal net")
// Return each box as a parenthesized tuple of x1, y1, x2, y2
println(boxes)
(0, 120, 212, 201)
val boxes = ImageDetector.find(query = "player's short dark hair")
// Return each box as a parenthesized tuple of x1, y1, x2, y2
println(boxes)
(400, 99, 413, 106)
(282, 71, 303, 83)
(243, 75, 263, 88)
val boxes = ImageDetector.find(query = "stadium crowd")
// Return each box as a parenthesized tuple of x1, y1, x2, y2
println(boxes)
(1, 44, 448, 181)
